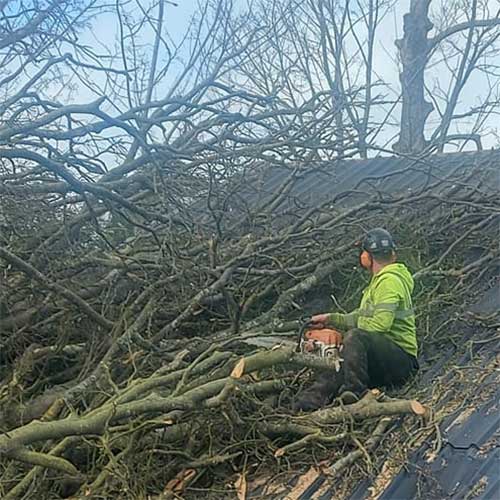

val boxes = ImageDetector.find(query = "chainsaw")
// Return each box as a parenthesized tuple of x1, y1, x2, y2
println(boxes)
(296, 321, 344, 372)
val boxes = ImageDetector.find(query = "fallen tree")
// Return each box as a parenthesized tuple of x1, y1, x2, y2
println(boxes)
(1, 1, 499, 498)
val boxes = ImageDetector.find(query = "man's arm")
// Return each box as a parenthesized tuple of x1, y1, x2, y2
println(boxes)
(327, 310, 360, 330)
(311, 310, 360, 330)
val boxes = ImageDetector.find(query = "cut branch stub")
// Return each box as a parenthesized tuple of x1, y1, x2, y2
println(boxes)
(231, 358, 246, 379)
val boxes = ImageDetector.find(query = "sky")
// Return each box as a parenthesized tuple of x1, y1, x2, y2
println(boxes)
(77, 0, 500, 150)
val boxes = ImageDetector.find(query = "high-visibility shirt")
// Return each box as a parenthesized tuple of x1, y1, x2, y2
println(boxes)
(327, 263, 417, 357)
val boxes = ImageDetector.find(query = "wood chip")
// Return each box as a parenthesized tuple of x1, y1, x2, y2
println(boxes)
(164, 469, 196, 493)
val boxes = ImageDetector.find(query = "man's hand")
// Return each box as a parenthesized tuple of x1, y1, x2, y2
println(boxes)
(310, 313, 330, 328)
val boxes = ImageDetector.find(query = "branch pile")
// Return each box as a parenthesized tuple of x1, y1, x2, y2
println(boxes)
(1, 141, 498, 498)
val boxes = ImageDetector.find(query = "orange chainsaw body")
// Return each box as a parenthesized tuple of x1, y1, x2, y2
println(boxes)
(304, 328, 342, 346)
(300, 327, 344, 371)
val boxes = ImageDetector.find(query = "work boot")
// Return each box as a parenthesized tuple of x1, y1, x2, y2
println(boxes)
(338, 390, 359, 405)
(293, 377, 340, 412)
(292, 392, 326, 412)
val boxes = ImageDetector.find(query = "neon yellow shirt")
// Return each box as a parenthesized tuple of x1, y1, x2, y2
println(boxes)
(326, 263, 417, 356)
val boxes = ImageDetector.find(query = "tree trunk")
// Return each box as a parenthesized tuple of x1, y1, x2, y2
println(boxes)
(393, 0, 434, 154)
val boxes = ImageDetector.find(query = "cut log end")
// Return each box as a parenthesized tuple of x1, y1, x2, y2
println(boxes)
(410, 400, 427, 416)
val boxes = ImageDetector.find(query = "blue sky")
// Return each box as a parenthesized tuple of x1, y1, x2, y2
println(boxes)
(76, 0, 498, 149)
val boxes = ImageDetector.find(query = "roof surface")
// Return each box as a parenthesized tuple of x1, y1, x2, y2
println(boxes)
(241, 149, 500, 213)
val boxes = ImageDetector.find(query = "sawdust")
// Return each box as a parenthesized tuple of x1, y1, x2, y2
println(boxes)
(476, 435, 500, 457)
(444, 406, 476, 433)
(365, 454, 405, 500)
(247, 473, 291, 498)
(309, 477, 334, 499)
(463, 475, 489, 500)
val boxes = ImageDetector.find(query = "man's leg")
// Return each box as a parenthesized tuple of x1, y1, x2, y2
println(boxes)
(293, 370, 343, 411)
(365, 333, 418, 389)
(295, 330, 418, 410)
(341, 328, 417, 396)
(340, 329, 372, 396)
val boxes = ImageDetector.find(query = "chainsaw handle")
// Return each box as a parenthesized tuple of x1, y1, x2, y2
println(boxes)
(296, 320, 313, 353)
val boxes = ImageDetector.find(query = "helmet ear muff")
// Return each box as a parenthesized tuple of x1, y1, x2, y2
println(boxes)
(360, 250, 372, 270)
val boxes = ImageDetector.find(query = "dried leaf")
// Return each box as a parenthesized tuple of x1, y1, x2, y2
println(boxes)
(274, 448, 285, 457)
(235, 473, 247, 500)
(164, 468, 196, 493)
(231, 358, 245, 379)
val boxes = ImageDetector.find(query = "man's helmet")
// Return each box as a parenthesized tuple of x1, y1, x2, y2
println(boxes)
(361, 228, 396, 257)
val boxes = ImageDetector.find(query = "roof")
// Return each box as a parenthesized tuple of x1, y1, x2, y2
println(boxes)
(237, 149, 500, 214)
(373, 387, 500, 500)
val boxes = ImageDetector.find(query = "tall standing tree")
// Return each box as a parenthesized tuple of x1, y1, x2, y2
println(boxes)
(394, 0, 500, 154)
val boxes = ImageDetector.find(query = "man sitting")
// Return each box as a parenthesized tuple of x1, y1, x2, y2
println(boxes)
(295, 228, 419, 410)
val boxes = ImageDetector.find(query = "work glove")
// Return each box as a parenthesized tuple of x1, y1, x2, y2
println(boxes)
(310, 313, 330, 328)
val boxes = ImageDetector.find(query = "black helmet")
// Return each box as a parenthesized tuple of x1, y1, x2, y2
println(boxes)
(361, 228, 396, 256)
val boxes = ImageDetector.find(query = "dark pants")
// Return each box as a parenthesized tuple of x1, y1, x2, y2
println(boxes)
(294, 329, 418, 411)
(342, 328, 418, 394)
